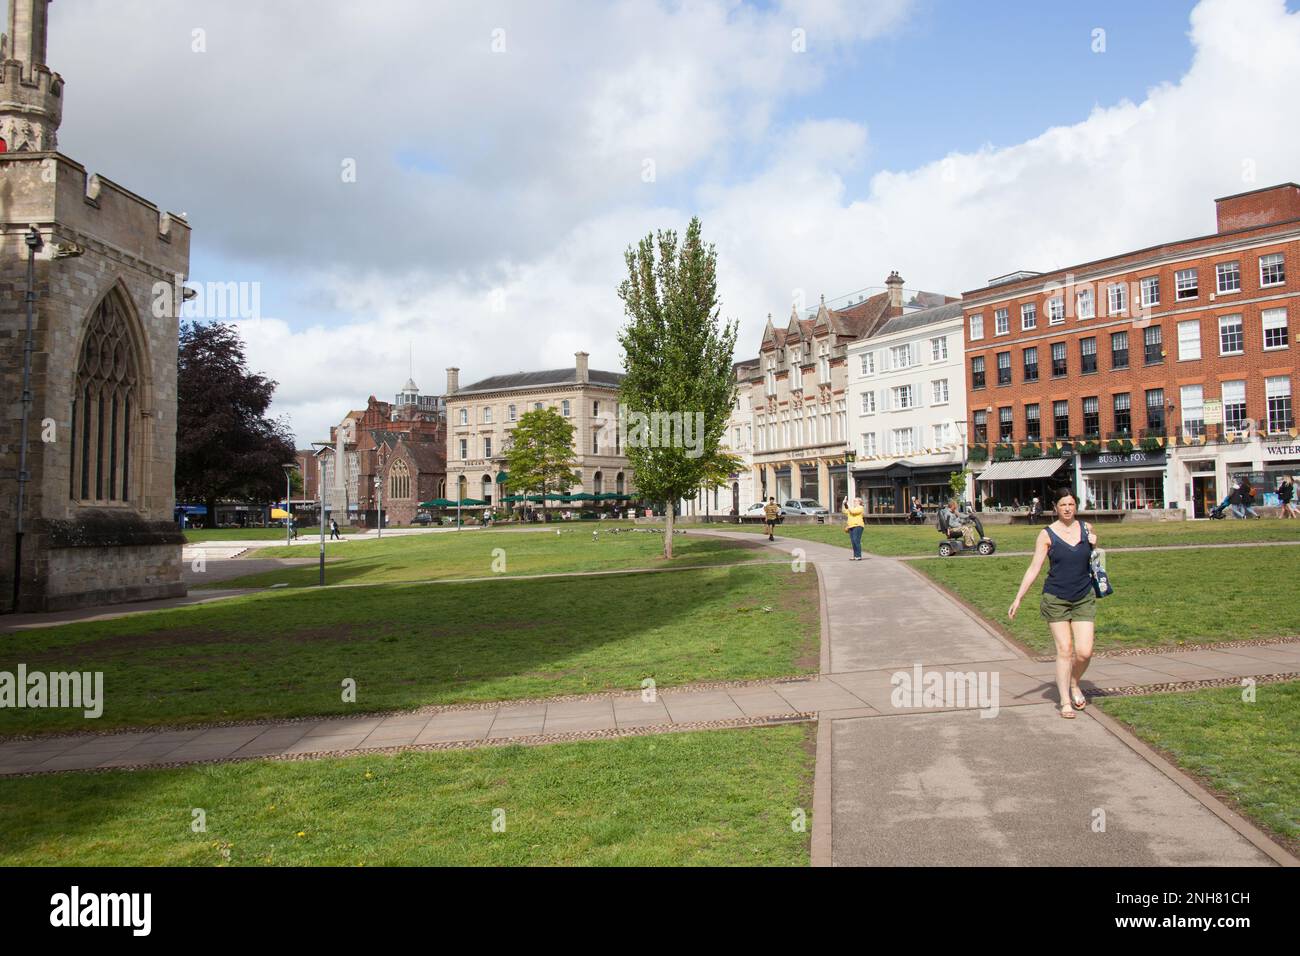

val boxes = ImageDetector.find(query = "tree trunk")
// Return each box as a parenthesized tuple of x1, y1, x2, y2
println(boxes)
(664, 501, 674, 558)
(205, 495, 217, 530)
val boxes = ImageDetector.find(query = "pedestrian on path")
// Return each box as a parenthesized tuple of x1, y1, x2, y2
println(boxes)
(1278, 476, 1298, 518)
(842, 496, 866, 560)
(1007, 487, 1097, 719)
(329, 518, 341, 540)
(762, 497, 781, 541)
(1240, 478, 1262, 519)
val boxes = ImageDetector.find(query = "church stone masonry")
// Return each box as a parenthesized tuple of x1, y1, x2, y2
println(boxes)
(1, 0, 191, 611)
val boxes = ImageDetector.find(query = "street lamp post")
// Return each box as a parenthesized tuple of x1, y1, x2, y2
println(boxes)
(310, 441, 331, 586)
(282, 463, 297, 547)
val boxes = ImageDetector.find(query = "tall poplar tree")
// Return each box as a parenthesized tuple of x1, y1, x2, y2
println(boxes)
(617, 217, 738, 557)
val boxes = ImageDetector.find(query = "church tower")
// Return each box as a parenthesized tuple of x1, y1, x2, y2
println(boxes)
(0, 0, 192, 612)
(0, 0, 62, 152)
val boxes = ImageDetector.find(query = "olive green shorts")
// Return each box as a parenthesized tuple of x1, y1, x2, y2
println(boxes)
(1039, 590, 1097, 623)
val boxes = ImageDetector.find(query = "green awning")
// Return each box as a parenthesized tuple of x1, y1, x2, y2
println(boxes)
(495, 472, 509, 483)
(420, 498, 458, 508)
(458, 498, 488, 506)
(568, 492, 597, 500)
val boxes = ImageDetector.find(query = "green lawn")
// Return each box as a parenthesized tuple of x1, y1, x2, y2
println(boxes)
(0, 725, 813, 866)
(707, 518, 1300, 556)
(0, 563, 818, 736)
(913, 546, 1300, 654)
(1097, 681, 1300, 851)
(207, 528, 766, 589)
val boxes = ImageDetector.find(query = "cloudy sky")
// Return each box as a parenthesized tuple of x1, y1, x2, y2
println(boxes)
(50, 0, 1300, 443)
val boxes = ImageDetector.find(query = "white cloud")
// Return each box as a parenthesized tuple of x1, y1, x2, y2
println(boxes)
(52, 0, 1300, 443)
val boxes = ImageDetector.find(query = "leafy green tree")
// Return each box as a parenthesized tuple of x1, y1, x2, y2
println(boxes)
(502, 408, 580, 521)
(617, 217, 738, 556)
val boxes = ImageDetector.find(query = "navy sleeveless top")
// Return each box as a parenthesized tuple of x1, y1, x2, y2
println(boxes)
(1043, 523, 1092, 601)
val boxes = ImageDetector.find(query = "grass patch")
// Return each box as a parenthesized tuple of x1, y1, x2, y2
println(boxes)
(1097, 681, 1300, 852)
(0, 563, 818, 735)
(0, 725, 813, 866)
(707, 518, 1300, 556)
(208, 529, 763, 588)
(912, 546, 1300, 654)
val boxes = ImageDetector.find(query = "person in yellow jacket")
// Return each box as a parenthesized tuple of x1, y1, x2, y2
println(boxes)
(762, 497, 781, 541)
(842, 496, 866, 560)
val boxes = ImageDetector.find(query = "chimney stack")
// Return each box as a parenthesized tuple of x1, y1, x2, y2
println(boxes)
(575, 351, 589, 384)
(885, 271, 905, 315)
(446, 367, 459, 395)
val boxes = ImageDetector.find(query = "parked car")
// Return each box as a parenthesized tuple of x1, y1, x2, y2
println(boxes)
(412, 512, 433, 525)
(783, 498, 830, 516)
(743, 502, 796, 517)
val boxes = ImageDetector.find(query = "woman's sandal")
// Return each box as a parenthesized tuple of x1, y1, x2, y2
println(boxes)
(1070, 688, 1088, 710)
(1059, 705, 1076, 719)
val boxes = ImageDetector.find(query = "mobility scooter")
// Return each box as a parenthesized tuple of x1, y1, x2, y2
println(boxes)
(936, 508, 997, 557)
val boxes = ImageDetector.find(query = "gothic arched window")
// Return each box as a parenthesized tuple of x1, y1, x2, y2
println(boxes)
(70, 294, 140, 504)
(388, 459, 411, 499)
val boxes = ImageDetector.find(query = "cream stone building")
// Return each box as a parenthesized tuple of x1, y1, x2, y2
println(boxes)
(683, 358, 757, 517)
(1, 1, 191, 611)
(747, 273, 956, 509)
(444, 352, 634, 505)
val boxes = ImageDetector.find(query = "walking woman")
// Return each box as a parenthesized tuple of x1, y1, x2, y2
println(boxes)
(1007, 488, 1097, 719)
(842, 496, 866, 561)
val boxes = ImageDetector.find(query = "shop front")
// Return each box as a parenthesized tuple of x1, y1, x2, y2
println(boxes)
(972, 457, 1070, 510)
(1261, 438, 1300, 504)
(1079, 450, 1168, 511)
(851, 459, 965, 513)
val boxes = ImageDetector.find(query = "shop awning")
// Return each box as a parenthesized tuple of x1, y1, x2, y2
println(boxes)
(976, 459, 1067, 481)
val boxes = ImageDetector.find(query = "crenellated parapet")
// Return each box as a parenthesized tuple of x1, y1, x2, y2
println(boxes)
(0, 57, 60, 151)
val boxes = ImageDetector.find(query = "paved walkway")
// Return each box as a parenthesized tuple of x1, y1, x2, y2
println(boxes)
(710, 530, 1295, 867)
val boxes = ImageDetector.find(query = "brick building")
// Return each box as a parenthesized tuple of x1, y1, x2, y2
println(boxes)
(962, 183, 1299, 516)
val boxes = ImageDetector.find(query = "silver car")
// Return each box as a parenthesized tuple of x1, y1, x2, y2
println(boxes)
(783, 498, 830, 516)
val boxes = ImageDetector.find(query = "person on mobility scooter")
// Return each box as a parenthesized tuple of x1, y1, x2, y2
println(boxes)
(936, 499, 996, 556)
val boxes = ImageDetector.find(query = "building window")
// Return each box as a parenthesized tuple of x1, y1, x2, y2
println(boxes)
(1021, 302, 1037, 330)
(996, 351, 1011, 385)
(1140, 276, 1160, 307)
(930, 336, 948, 361)
(1175, 267, 1198, 300)
(1082, 396, 1100, 438)
(862, 432, 877, 456)
(1144, 325, 1163, 364)
(1022, 346, 1038, 382)
(1266, 376, 1294, 433)
(1262, 308, 1289, 350)
(459, 438, 468, 459)
(932, 379, 949, 404)
(484, 437, 493, 458)
(891, 427, 917, 456)
(508, 404, 517, 421)
(388, 460, 411, 500)
(1111, 331, 1129, 369)
(1107, 283, 1127, 314)
(995, 308, 1010, 335)
(1146, 389, 1165, 432)
(891, 384, 915, 410)
(791, 349, 803, 390)
(860, 351, 875, 375)
(593, 433, 599, 454)
(889, 343, 914, 370)
(483, 406, 493, 424)
(765, 356, 777, 395)
(1260, 253, 1286, 287)
(969, 314, 984, 340)
(1221, 380, 1247, 431)
(562, 399, 571, 416)
(1180, 385, 1204, 438)
(999, 406, 1013, 441)
(1218, 314, 1244, 356)
(71, 294, 139, 503)
(973, 410, 988, 443)
(1076, 287, 1095, 319)
(1051, 342, 1067, 377)
(1025, 404, 1041, 442)
(971, 356, 985, 389)
(593, 401, 600, 416)
(1053, 400, 1070, 439)
(1113, 393, 1131, 435)
(1175, 319, 1200, 361)
(1216, 261, 1240, 294)
(860, 390, 877, 414)
(1080, 337, 1097, 374)
(933, 422, 953, 446)
(1047, 297, 1065, 324)
(458, 407, 468, 425)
